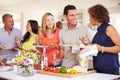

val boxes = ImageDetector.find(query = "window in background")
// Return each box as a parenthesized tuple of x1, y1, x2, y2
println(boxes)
(110, 14, 120, 34)
(14, 21, 21, 29)
(0, 12, 22, 30)
(114, 18, 120, 33)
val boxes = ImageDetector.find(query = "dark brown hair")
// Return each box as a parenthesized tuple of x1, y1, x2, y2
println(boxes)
(88, 4, 110, 23)
(22, 20, 39, 43)
(63, 5, 76, 15)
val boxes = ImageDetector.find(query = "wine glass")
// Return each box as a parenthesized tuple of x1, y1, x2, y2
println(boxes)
(76, 40, 82, 47)
(52, 53, 57, 68)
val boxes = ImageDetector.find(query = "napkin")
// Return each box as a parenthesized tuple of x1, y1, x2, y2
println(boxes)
(79, 45, 98, 58)
(72, 46, 80, 53)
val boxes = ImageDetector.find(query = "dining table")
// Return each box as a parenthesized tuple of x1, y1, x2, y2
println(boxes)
(0, 65, 119, 80)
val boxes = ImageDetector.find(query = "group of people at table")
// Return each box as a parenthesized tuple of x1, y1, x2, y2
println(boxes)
(0, 4, 120, 75)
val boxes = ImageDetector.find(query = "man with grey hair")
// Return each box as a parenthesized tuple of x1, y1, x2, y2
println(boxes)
(0, 13, 23, 60)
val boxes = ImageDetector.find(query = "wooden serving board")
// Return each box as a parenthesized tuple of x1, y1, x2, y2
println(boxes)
(36, 70, 96, 78)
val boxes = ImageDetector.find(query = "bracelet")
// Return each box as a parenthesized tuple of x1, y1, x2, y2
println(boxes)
(101, 46, 104, 53)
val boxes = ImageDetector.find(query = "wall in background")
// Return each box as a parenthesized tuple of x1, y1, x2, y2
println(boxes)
(0, 0, 120, 34)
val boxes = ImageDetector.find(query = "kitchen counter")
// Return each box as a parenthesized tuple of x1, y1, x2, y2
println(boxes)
(0, 66, 119, 80)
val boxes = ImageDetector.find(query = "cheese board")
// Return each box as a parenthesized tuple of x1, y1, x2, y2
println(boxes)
(36, 70, 96, 78)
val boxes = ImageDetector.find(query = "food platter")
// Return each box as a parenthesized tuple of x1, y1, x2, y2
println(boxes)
(36, 70, 96, 78)
(37, 65, 96, 78)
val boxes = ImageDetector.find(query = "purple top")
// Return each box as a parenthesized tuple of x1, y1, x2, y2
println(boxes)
(0, 27, 23, 60)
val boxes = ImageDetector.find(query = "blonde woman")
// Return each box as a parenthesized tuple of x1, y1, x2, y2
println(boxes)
(37, 12, 63, 67)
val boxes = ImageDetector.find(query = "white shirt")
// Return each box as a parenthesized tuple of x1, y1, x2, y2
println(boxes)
(59, 22, 91, 68)
(0, 27, 23, 60)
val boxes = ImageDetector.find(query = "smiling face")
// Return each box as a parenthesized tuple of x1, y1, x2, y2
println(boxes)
(65, 9, 78, 27)
(42, 13, 56, 34)
(46, 15, 55, 29)
(4, 16, 14, 30)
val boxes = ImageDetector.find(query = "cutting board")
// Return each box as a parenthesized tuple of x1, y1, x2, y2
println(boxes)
(36, 70, 96, 78)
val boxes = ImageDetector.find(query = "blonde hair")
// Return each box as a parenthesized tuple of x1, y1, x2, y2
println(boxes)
(41, 12, 56, 35)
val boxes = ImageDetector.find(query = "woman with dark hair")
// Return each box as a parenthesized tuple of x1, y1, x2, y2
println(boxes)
(16, 20, 39, 51)
(22, 20, 39, 50)
(81, 4, 120, 75)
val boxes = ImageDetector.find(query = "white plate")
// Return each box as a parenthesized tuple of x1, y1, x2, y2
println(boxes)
(62, 44, 76, 47)
(0, 66, 13, 71)
(62, 44, 86, 48)
(1, 48, 11, 50)
(34, 44, 48, 48)
(6, 61, 16, 65)
(1, 46, 11, 50)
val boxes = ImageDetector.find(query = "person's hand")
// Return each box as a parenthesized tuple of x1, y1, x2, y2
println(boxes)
(53, 59, 61, 66)
(14, 36, 22, 49)
(31, 49, 42, 54)
(35, 47, 42, 55)
(48, 43, 54, 48)
(11, 47, 18, 52)
(80, 36, 90, 45)
(48, 43, 60, 49)
(14, 36, 20, 44)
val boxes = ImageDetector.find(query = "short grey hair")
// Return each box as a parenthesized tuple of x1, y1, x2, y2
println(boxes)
(2, 14, 13, 22)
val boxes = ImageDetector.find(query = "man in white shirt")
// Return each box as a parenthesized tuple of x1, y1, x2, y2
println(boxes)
(0, 14, 23, 60)
(59, 5, 91, 68)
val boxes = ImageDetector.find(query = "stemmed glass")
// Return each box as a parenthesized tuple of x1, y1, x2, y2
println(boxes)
(52, 53, 57, 68)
